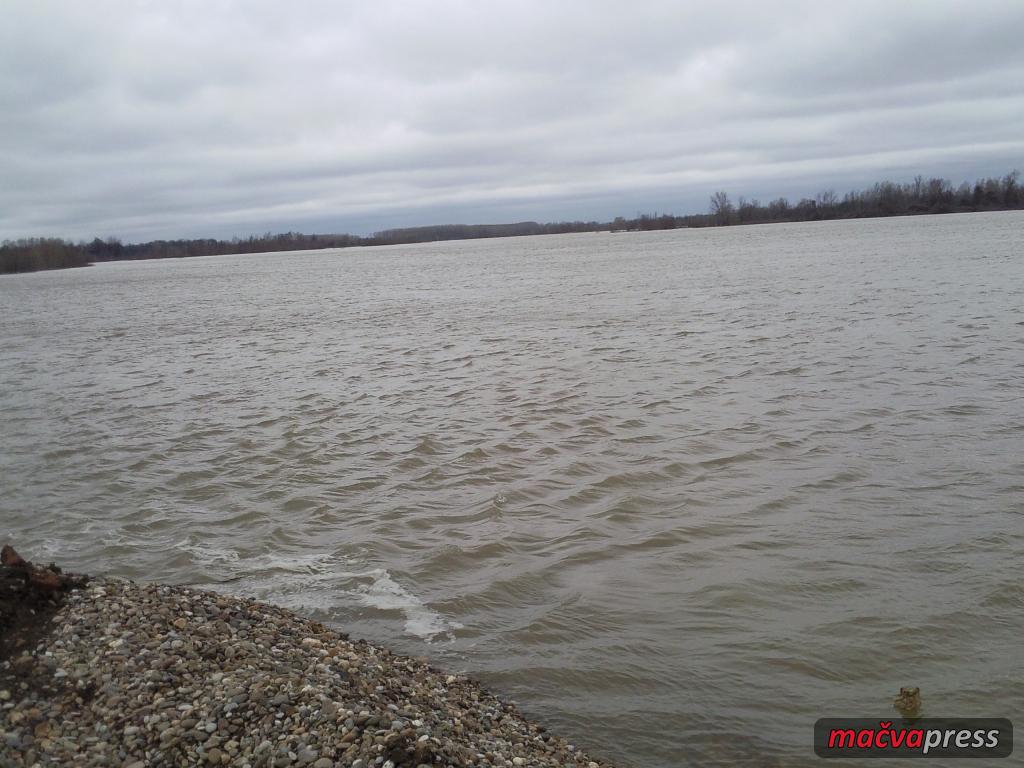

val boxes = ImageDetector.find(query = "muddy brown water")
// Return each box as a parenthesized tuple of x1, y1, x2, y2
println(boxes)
(2, 212, 1022, 766)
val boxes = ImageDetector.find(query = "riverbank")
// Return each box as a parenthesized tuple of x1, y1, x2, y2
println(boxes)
(4, 179, 1022, 274)
(0, 548, 614, 767)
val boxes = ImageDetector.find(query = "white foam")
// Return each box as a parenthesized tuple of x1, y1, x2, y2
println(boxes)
(127, 531, 462, 642)
(354, 568, 462, 642)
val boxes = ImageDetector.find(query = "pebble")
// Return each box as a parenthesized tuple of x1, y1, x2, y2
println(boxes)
(0, 576, 615, 767)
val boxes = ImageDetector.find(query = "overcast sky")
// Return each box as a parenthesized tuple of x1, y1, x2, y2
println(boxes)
(2, 1, 1023, 241)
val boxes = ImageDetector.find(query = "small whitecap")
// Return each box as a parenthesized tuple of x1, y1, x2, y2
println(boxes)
(353, 568, 462, 642)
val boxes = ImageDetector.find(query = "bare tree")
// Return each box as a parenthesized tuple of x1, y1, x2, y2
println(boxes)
(816, 189, 838, 209)
(709, 191, 734, 226)
(737, 196, 760, 223)
(1003, 170, 1020, 206)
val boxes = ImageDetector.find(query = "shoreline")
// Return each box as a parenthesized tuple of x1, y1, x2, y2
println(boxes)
(4, 207, 1022, 276)
(0, 549, 615, 767)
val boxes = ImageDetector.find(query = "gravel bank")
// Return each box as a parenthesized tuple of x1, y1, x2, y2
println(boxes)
(1, 560, 615, 768)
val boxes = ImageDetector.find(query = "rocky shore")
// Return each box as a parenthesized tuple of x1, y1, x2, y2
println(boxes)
(0, 547, 614, 768)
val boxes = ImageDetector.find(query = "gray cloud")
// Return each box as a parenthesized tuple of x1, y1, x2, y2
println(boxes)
(2, 0, 1022, 240)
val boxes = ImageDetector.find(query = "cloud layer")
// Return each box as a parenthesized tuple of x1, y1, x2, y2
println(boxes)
(3, 0, 1023, 240)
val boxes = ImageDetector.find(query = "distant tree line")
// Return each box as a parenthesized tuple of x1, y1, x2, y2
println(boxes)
(0, 223, 605, 274)
(0, 238, 93, 273)
(608, 170, 1022, 231)
(373, 220, 604, 244)
(0, 232, 366, 274)
(2, 170, 1021, 274)
(694, 170, 1022, 228)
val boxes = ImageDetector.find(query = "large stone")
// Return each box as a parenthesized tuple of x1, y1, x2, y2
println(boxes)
(1, 544, 27, 567)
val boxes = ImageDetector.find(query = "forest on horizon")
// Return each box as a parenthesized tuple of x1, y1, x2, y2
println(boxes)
(2, 170, 1021, 274)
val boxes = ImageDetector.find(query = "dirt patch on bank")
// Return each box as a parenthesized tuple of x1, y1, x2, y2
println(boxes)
(0, 545, 87, 685)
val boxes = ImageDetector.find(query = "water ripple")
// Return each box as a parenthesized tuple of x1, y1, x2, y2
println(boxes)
(2, 213, 1023, 766)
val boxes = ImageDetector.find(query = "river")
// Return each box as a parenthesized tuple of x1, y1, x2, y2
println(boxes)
(2, 211, 1022, 766)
